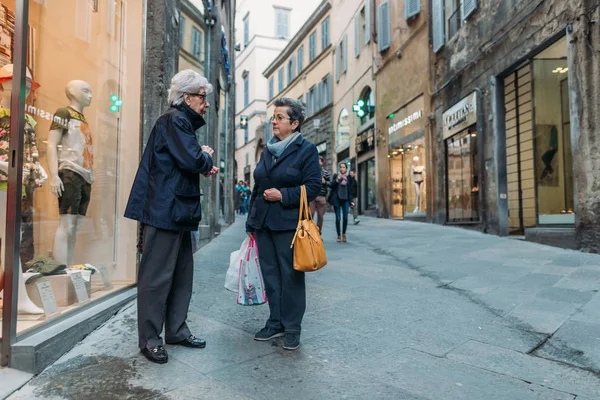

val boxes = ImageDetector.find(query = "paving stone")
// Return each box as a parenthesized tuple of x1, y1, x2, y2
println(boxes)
(554, 268, 600, 291)
(364, 348, 575, 400)
(535, 320, 600, 372)
(162, 377, 255, 400)
(167, 314, 279, 374)
(571, 293, 600, 323)
(537, 286, 595, 304)
(447, 340, 600, 398)
(0, 368, 34, 400)
(505, 298, 582, 334)
(208, 352, 429, 400)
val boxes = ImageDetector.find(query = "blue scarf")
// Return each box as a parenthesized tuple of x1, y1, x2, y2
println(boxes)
(267, 132, 301, 158)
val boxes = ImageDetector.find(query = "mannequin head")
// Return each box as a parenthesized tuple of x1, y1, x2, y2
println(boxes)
(66, 80, 92, 108)
(412, 156, 419, 165)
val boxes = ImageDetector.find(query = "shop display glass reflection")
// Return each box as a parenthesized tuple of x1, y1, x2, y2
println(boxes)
(532, 38, 574, 224)
(1, 0, 142, 340)
(446, 127, 479, 222)
(389, 138, 426, 218)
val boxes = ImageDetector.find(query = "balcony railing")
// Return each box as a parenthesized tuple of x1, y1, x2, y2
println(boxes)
(448, 8, 461, 39)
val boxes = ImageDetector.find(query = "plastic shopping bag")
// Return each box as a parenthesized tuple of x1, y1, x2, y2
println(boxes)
(237, 238, 267, 306)
(225, 237, 249, 292)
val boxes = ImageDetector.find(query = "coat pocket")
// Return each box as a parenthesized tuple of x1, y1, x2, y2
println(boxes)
(172, 189, 202, 225)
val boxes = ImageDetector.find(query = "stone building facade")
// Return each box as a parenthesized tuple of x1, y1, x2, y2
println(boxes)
(430, 0, 600, 251)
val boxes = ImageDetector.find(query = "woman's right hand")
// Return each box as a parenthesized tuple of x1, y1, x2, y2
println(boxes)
(247, 232, 256, 240)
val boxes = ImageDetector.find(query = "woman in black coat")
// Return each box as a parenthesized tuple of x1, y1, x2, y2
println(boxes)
(246, 97, 321, 351)
(124, 70, 219, 364)
(329, 162, 354, 242)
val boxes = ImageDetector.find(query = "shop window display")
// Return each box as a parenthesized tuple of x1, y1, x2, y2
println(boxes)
(389, 138, 426, 218)
(446, 127, 479, 222)
(532, 39, 573, 224)
(1, 0, 142, 340)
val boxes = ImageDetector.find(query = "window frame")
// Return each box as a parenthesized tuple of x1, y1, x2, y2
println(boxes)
(275, 7, 291, 38)
(191, 26, 202, 60)
(243, 14, 250, 46)
(309, 31, 317, 62)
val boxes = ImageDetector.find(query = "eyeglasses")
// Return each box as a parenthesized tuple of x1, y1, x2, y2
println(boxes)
(187, 92, 207, 99)
(270, 115, 291, 122)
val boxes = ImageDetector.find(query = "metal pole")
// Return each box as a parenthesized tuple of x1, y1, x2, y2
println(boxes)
(224, 89, 229, 221)
(2, 0, 29, 367)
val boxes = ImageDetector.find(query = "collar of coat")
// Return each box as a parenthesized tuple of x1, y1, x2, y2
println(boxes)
(175, 103, 207, 131)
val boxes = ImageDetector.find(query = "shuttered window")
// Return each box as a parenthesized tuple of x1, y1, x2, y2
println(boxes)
(309, 32, 317, 62)
(268, 78, 274, 100)
(377, 1, 391, 52)
(278, 68, 284, 92)
(461, 0, 478, 21)
(432, 0, 445, 53)
(298, 46, 304, 73)
(335, 44, 341, 82)
(405, 0, 420, 20)
(342, 33, 348, 73)
(321, 17, 330, 49)
(354, 13, 361, 58)
(364, 0, 371, 45)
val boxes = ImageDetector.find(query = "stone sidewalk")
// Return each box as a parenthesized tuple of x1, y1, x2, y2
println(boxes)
(6, 216, 600, 399)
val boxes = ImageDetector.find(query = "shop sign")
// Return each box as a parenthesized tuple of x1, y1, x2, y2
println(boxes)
(316, 141, 327, 154)
(355, 128, 374, 155)
(443, 92, 477, 139)
(387, 95, 425, 148)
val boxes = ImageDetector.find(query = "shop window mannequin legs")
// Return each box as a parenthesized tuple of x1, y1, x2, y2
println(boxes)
(46, 80, 94, 266)
(412, 156, 425, 213)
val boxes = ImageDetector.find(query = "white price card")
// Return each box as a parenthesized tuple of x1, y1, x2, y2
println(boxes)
(70, 271, 90, 304)
(95, 264, 112, 289)
(36, 280, 59, 317)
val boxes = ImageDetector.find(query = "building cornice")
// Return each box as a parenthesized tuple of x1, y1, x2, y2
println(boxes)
(263, 0, 332, 77)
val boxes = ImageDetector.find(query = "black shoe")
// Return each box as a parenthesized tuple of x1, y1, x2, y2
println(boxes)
(141, 345, 168, 364)
(167, 335, 206, 348)
(283, 333, 300, 350)
(254, 326, 285, 341)
(354, 219, 360, 225)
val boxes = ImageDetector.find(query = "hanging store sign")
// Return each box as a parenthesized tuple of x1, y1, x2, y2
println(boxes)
(387, 95, 425, 149)
(442, 92, 477, 139)
(355, 128, 374, 155)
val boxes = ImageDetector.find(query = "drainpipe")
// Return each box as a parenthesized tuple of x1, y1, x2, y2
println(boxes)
(473, 87, 487, 233)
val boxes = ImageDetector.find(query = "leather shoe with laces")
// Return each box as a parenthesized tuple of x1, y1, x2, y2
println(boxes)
(283, 332, 301, 350)
(167, 335, 206, 348)
(141, 344, 168, 364)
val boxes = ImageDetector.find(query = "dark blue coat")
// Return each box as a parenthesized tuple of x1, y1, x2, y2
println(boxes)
(328, 173, 355, 208)
(124, 104, 213, 231)
(246, 135, 321, 232)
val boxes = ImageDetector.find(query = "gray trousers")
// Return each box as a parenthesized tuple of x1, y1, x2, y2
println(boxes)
(256, 229, 306, 333)
(137, 225, 193, 349)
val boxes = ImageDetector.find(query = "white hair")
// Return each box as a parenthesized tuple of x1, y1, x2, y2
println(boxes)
(168, 69, 213, 106)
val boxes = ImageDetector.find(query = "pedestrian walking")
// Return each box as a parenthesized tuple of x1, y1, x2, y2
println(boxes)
(329, 162, 354, 242)
(309, 156, 330, 233)
(350, 169, 360, 224)
(246, 97, 321, 351)
(124, 69, 219, 364)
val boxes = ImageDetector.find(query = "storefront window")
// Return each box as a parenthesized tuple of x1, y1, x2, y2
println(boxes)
(389, 138, 427, 218)
(1, 0, 143, 342)
(336, 108, 350, 154)
(446, 127, 479, 222)
(533, 38, 573, 224)
(366, 158, 376, 209)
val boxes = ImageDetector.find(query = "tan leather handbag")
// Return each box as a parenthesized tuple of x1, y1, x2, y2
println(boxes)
(291, 185, 327, 272)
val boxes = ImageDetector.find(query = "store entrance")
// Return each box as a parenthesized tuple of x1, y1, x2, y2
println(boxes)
(389, 137, 426, 219)
(504, 37, 573, 235)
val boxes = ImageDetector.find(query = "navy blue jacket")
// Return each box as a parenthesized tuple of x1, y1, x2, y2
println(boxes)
(328, 173, 355, 208)
(124, 104, 213, 231)
(246, 135, 321, 232)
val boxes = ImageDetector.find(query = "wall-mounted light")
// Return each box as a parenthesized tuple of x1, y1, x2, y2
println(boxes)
(552, 67, 568, 74)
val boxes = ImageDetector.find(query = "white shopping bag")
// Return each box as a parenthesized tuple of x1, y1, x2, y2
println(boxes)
(225, 237, 249, 292)
(237, 238, 267, 306)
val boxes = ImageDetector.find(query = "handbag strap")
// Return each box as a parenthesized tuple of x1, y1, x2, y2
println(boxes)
(299, 185, 312, 221)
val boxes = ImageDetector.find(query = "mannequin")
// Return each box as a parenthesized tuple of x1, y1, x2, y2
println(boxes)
(47, 80, 93, 266)
(411, 156, 425, 213)
(0, 64, 45, 314)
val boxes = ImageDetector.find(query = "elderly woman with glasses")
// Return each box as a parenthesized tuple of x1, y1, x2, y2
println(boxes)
(246, 97, 321, 350)
(124, 69, 219, 364)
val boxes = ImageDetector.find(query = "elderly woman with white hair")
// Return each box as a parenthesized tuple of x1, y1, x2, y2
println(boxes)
(124, 69, 219, 364)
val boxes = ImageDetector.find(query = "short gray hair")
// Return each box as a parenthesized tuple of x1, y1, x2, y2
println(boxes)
(274, 97, 306, 132)
(168, 69, 213, 106)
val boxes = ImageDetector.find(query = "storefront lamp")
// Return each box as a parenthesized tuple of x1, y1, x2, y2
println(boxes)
(110, 94, 122, 112)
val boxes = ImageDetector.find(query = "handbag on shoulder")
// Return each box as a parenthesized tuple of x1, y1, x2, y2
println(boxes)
(290, 185, 327, 272)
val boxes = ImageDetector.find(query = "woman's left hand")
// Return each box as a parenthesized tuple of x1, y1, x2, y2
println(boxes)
(263, 188, 282, 202)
